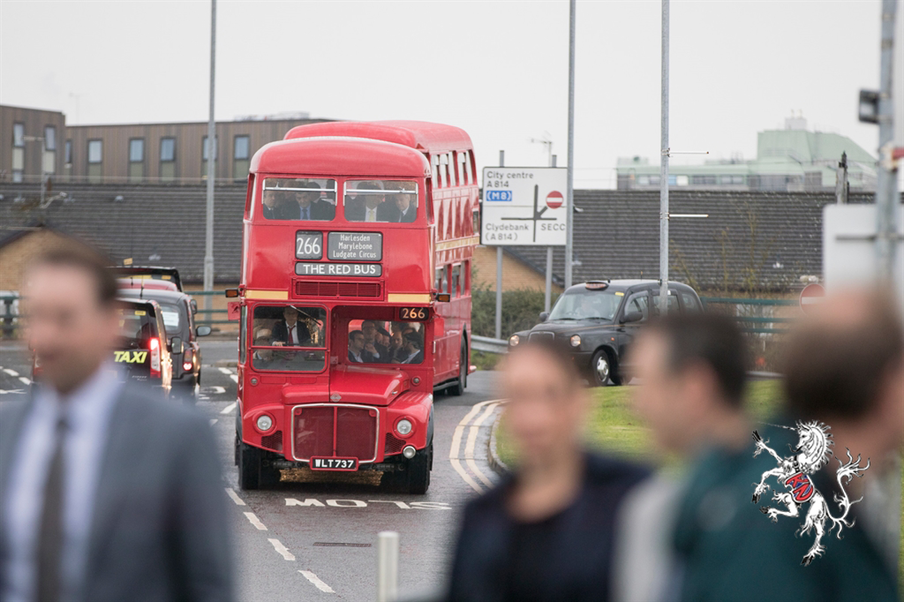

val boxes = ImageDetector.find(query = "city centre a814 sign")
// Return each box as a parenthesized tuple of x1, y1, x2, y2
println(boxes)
(481, 167, 567, 246)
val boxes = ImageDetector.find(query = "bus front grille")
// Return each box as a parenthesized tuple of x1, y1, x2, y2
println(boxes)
(292, 404, 379, 462)
(294, 280, 382, 299)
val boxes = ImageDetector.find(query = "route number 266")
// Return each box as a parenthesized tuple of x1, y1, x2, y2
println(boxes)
(399, 307, 428, 321)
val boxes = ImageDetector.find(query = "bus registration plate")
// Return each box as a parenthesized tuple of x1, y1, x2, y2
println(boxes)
(311, 457, 358, 471)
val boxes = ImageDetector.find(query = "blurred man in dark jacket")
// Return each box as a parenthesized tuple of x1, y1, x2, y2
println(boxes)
(447, 339, 648, 602)
(0, 244, 232, 602)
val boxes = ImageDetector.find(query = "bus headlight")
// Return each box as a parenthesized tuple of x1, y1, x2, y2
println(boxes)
(570, 335, 582, 347)
(256, 414, 273, 432)
(396, 419, 413, 436)
(509, 334, 520, 347)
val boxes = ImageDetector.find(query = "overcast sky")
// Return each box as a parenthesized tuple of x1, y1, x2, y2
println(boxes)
(1, 0, 900, 188)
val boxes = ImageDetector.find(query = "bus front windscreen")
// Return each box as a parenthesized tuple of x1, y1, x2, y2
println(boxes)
(250, 305, 327, 371)
(261, 178, 337, 221)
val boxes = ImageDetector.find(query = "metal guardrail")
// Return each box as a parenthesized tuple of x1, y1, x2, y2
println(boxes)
(472, 335, 508, 354)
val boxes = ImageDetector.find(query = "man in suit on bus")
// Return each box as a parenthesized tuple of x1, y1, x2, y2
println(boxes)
(348, 330, 369, 363)
(279, 182, 334, 221)
(271, 306, 311, 347)
(390, 185, 417, 223)
(398, 331, 424, 364)
(345, 181, 398, 222)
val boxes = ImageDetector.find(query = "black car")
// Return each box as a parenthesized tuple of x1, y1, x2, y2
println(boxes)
(118, 286, 211, 391)
(508, 280, 703, 386)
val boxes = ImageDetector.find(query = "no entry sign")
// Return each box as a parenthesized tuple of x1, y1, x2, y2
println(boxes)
(546, 190, 564, 209)
(799, 283, 825, 314)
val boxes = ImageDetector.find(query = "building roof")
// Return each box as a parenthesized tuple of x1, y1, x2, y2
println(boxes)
(505, 189, 890, 293)
(2, 183, 896, 292)
(0, 182, 247, 283)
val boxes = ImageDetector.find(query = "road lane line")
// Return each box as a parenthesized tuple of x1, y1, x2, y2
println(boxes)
(450, 458, 483, 493)
(220, 402, 237, 415)
(209, 418, 218, 426)
(218, 367, 233, 375)
(299, 570, 335, 593)
(18, 377, 31, 386)
(464, 423, 496, 489)
(225, 488, 246, 506)
(473, 402, 500, 428)
(268, 538, 296, 561)
(467, 457, 496, 488)
(449, 425, 465, 459)
(3, 368, 19, 377)
(243, 512, 267, 531)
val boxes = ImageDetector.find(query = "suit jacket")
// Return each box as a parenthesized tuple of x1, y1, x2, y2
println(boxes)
(447, 452, 648, 602)
(395, 205, 416, 223)
(262, 204, 278, 220)
(271, 319, 311, 346)
(345, 201, 398, 223)
(277, 200, 335, 221)
(0, 383, 233, 602)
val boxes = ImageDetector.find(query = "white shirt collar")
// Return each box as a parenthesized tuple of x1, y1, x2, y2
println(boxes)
(34, 361, 123, 429)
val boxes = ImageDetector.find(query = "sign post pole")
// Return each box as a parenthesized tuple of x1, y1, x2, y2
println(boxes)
(658, 0, 670, 314)
(875, 0, 899, 283)
(545, 153, 557, 312)
(565, 0, 576, 289)
(495, 150, 504, 341)
(203, 0, 217, 313)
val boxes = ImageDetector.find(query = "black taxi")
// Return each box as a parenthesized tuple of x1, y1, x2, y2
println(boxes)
(508, 280, 703, 386)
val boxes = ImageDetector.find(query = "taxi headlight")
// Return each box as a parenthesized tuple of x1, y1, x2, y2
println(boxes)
(570, 335, 582, 347)
(256, 414, 273, 432)
(509, 334, 520, 347)
(396, 418, 413, 436)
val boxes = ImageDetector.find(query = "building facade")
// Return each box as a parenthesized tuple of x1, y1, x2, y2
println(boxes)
(616, 117, 877, 193)
(2, 104, 328, 185)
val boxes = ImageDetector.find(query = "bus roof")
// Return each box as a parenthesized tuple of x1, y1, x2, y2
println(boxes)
(251, 136, 431, 178)
(283, 121, 473, 154)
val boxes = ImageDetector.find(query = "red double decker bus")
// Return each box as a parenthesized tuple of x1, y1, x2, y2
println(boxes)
(232, 121, 479, 493)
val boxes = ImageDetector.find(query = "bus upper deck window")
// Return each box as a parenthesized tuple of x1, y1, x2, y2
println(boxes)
(344, 180, 418, 223)
(261, 177, 337, 221)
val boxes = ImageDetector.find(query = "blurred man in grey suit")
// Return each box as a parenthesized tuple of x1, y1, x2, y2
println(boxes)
(0, 244, 232, 602)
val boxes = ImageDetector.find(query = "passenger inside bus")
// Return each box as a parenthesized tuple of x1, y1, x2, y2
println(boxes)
(252, 305, 325, 348)
(272, 306, 311, 346)
(345, 181, 397, 222)
(279, 182, 335, 221)
(387, 182, 417, 223)
(262, 178, 336, 221)
(346, 319, 423, 365)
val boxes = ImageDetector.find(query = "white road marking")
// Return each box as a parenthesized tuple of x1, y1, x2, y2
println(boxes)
(18, 377, 31, 386)
(209, 418, 218, 426)
(367, 500, 411, 509)
(299, 570, 335, 594)
(218, 367, 239, 383)
(225, 488, 246, 506)
(449, 399, 503, 493)
(3, 368, 19, 377)
(229, 374, 238, 383)
(268, 538, 295, 561)
(220, 402, 237, 414)
(243, 512, 268, 531)
(218, 367, 233, 375)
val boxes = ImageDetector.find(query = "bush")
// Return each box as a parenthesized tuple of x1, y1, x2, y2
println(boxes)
(471, 285, 559, 339)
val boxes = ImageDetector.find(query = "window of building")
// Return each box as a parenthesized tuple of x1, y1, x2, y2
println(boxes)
(41, 126, 56, 174)
(638, 175, 650, 186)
(129, 138, 145, 182)
(12, 123, 24, 182)
(87, 140, 102, 183)
(160, 137, 176, 183)
(44, 126, 56, 150)
(202, 135, 217, 179)
(234, 135, 250, 181)
(65, 140, 72, 165)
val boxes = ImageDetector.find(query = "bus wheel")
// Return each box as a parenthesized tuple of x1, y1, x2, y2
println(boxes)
(407, 443, 432, 495)
(238, 441, 280, 490)
(449, 343, 468, 396)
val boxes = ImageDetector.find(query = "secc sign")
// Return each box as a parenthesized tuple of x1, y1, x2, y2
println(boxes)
(481, 167, 567, 246)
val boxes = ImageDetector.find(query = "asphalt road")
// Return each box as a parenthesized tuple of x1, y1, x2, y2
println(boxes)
(0, 338, 502, 601)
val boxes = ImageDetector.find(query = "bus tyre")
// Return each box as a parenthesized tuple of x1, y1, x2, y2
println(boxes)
(238, 441, 280, 490)
(407, 443, 432, 495)
(449, 343, 468, 396)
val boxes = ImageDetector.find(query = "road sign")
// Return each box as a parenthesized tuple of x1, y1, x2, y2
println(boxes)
(799, 283, 825, 314)
(481, 167, 567, 246)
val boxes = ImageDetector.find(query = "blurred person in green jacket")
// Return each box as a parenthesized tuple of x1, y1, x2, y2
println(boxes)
(671, 288, 901, 602)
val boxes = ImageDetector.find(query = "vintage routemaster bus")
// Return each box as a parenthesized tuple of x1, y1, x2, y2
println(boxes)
(232, 121, 479, 493)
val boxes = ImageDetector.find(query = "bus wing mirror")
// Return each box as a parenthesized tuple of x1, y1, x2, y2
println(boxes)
(539, 311, 549, 322)
(196, 326, 212, 337)
(225, 289, 240, 298)
(435, 293, 451, 302)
